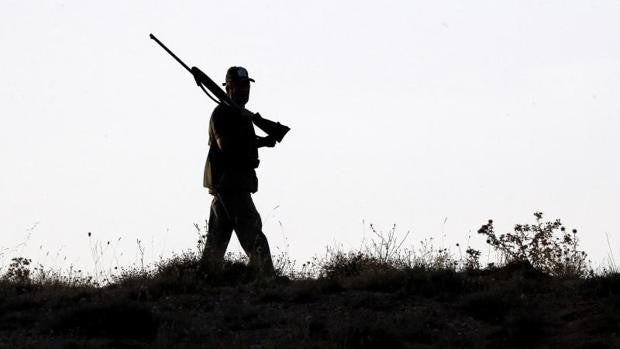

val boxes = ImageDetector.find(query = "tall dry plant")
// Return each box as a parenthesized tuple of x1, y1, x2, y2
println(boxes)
(477, 212, 591, 277)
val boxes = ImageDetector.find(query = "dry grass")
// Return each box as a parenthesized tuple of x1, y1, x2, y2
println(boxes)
(0, 213, 618, 347)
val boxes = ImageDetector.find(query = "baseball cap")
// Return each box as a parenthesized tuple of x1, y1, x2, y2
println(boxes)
(223, 66, 255, 86)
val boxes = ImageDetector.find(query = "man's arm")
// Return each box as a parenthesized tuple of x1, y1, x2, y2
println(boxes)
(211, 107, 233, 152)
(211, 122, 229, 152)
(214, 134, 227, 151)
(256, 136, 276, 148)
(239, 109, 275, 148)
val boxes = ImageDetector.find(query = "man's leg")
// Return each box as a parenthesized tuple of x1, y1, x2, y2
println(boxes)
(200, 194, 233, 273)
(219, 191, 275, 276)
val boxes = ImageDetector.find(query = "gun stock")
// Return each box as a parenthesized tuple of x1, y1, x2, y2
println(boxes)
(254, 114, 290, 143)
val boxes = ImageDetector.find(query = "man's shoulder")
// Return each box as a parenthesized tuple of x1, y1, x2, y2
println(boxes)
(211, 104, 246, 130)
(212, 104, 237, 118)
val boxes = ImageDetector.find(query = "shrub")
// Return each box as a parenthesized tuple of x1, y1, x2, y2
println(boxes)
(464, 247, 481, 271)
(319, 250, 395, 279)
(477, 212, 590, 277)
(2, 257, 32, 284)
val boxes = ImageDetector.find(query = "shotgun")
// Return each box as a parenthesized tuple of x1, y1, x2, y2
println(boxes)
(149, 33, 290, 142)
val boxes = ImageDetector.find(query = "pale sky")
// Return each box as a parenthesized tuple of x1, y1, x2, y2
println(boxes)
(2, 1, 619, 274)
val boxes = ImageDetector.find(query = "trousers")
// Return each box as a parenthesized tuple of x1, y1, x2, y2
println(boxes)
(201, 190, 274, 275)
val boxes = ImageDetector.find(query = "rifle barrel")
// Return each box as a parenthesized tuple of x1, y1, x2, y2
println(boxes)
(149, 34, 192, 73)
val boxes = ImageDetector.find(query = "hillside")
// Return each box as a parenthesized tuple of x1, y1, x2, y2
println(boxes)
(1, 254, 620, 348)
(2, 214, 618, 348)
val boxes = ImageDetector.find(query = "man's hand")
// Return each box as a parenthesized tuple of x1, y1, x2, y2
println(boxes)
(191, 66, 205, 86)
(256, 136, 276, 148)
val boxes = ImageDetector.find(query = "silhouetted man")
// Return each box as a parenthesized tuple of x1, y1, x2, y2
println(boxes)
(199, 66, 276, 276)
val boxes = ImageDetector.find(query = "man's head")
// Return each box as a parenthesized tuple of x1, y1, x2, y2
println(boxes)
(224, 66, 255, 107)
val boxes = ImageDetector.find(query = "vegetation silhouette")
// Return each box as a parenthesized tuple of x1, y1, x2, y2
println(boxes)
(1, 212, 619, 348)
